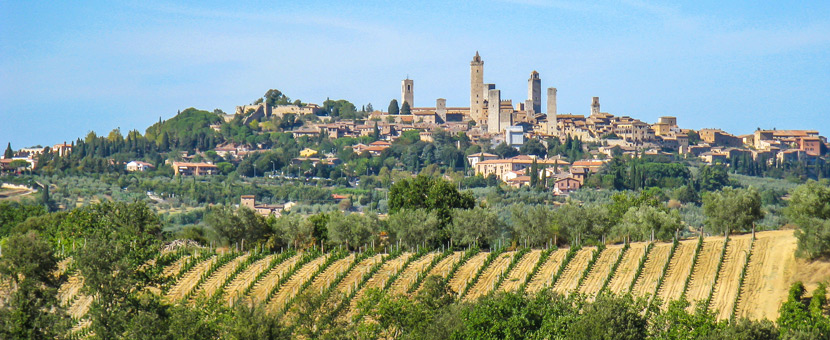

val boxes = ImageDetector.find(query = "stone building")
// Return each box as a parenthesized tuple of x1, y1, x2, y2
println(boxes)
(470, 52, 485, 124)
(528, 71, 541, 114)
(401, 78, 414, 108)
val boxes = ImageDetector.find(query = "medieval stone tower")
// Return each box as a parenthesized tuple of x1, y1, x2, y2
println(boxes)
(487, 89, 501, 133)
(528, 71, 541, 114)
(547, 87, 558, 135)
(591, 96, 600, 115)
(470, 52, 485, 124)
(401, 78, 414, 108)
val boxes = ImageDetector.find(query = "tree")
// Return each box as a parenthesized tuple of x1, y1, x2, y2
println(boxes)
(3, 142, 12, 159)
(787, 181, 830, 259)
(494, 142, 519, 159)
(366, 103, 374, 112)
(697, 164, 730, 192)
(264, 89, 291, 107)
(401, 101, 412, 115)
(519, 138, 547, 158)
(205, 206, 271, 249)
(389, 175, 474, 247)
(388, 99, 400, 115)
(567, 295, 648, 340)
(451, 207, 503, 248)
(702, 187, 763, 235)
(613, 205, 681, 242)
(326, 211, 380, 250)
(511, 204, 555, 247)
(0, 231, 69, 339)
(387, 209, 442, 249)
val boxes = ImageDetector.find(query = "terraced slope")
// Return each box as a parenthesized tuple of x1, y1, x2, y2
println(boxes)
(709, 235, 753, 319)
(500, 249, 542, 292)
(448, 252, 488, 294)
(552, 248, 595, 294)
(631, 243, 672, 297)
(389, 252, 438, 295)
(526, 249, 568, 293)
(579, 246, 623, 296)
(656, 240, 697, 304)
(465, 251, 515, 300)
(606, 243, 647, 294)
(684, 238, 726, 308)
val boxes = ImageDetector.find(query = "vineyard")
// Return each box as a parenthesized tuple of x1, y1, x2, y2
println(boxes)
(52, 229, 830, 333)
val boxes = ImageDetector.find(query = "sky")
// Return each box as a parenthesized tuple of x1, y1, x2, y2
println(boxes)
(2, 0, 829, 148)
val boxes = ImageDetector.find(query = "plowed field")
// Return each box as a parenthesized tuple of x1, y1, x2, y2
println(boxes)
(631, 243, 672, 297)
(389, 252, 438, 295)
(526, 249, 568, 293)
(448, 252, 488, 294)
(465, 251, 515, 300)
(192, 254, 249, 301)
(579, 246, 623, 296)
(735, 231, 798, 320)
(684, 238, 726, 308)
(606, 243, 647, 294)
(656, 240, 697, 304)
(709, 235, 753, 319)
(222, 254, 277, 305)
(267, 254, 331, 312)
(165, 255, 217, 302)
(247, 254, 301, 304)
(552, 248, 595, 294)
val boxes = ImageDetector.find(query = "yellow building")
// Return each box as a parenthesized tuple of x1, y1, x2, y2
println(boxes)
(299, 148, 318, 157)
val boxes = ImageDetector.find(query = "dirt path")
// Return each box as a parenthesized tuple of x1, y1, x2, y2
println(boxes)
(606, 243, 646, 294)
(579, 246, 623, 296)
(631, 243, 672, 298)
(526, 249, 568, 293)
(247, 254, 301, 305)
(222, 254, 277, 305)
(165, 255, 217, 302)
(710, 235, 753, 320)
(193, 254, 249, 301)
(448, 252, 489, 295)
(657, 240, 698, 305)
(552, 248, 595, 294)
(465, 251, 515, 301)
(162, 255, 191, 278)
(268, 254, 331, 313)
(307, 254, 356, 296)
(500, 250, 542, 293)
(389, 252, 438, 296)
(684, 237, 724, 308)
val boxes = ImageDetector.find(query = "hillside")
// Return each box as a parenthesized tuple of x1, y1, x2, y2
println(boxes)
(55, 229, 830, 333)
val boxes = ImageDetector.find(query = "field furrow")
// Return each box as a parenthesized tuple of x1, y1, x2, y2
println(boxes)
(465, 251, 515, 301)
(334, 254, 385, 296)
(346, 253, 414, 314)
(606, 243, 646, 294)
(579, 246, 623, 296)
(736, 230, 798, 320)
(500, 249, 542, 292)
(448, 252, 489, 295)
(222, 254, 277, 305)
(685, 238, 726, 308)
(162, 255, 191, 278)
(389, 252, 438, 295)
(710, 236, 752, 319)
(165, 255, 217, 302)
(268, 254, 331, 312)
(192, 254, 249, 301)
(247, 254, 301, 304)
(657, 240, 697, 304)
(552, 248, 595, 294)
(307, 254, 356, 296)
(526, 249, 568, 293)
(631, 243, 672, 297)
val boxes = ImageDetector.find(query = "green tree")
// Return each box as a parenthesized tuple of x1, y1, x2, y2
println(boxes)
(702, 187, 763, 235)
(386, 209, 442, 249)
(494, 142, 519, 159)
(787, 180, 830, 259)
(519, 138, 547, 158)
(401, 101, 412, 115)
(326, 211, 380, 250)
(206, 206, 271, 249)
(264, 88, 291, 107)
(697, 164, 730, 192)
(613, 205, 681, 242)
(451, 207, 503, 248)
(0, 231, 69, 339)
(388, 99, 400, 115)
(567, 294, 648, 340)
(388, 175, 475, 245)
(3, 142, 12, 159)
(511, 204, 555, 247)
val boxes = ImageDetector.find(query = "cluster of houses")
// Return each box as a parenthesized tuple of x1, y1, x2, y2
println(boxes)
(1, 142, 72, 173)
(468, 153, 604, 194)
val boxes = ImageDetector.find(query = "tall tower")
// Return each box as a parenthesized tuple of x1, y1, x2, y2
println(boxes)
(547, 88, 558, 136)
(591, 97, 600, 115)
(401, 78, 414, 108)
(487, 89, 501, 134)
(470, 52, 485, 124)
(528, 71, 541, 113)
(436, 98, 447, 123)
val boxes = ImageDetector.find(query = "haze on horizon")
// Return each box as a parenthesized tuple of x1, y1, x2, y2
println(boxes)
(2, 0, 829, 148)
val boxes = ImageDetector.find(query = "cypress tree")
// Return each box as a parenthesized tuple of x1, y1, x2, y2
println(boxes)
(388, 99, 400, 115)
(401, 101, 412, 115)
(4, 142, 13, 159)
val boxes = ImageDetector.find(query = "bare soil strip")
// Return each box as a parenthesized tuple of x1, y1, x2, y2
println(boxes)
(737, 230, 798, 320)
(606, 243, 647, 295)
(413, 252, 463, 293)
(552, 248, 595, 294)
(448, 252, 489, 295)
(268, 254, 332, 312)
(710, 235, 752, 320)
(684, 238, 724, 307)
(222, 254, 277, 305)
(526, 249, 568, 293)
(333, 254, 385, 296)
(631, 243, 672, 297)
(165, 255, 217, 302)
(579, 246, 623, 296)
(500, 249, 542, 293)
(346, 253, 414, 315)
(657, 240, 697, 304)
(465, 251, 516, 301)
(162, 255, 191, 278)
(193, 254, 250, 301)
(247, 254, 301, 304)
(389, 252, 438, 296)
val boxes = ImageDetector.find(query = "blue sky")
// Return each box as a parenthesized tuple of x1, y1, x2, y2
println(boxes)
(2, 0, 829, 148)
